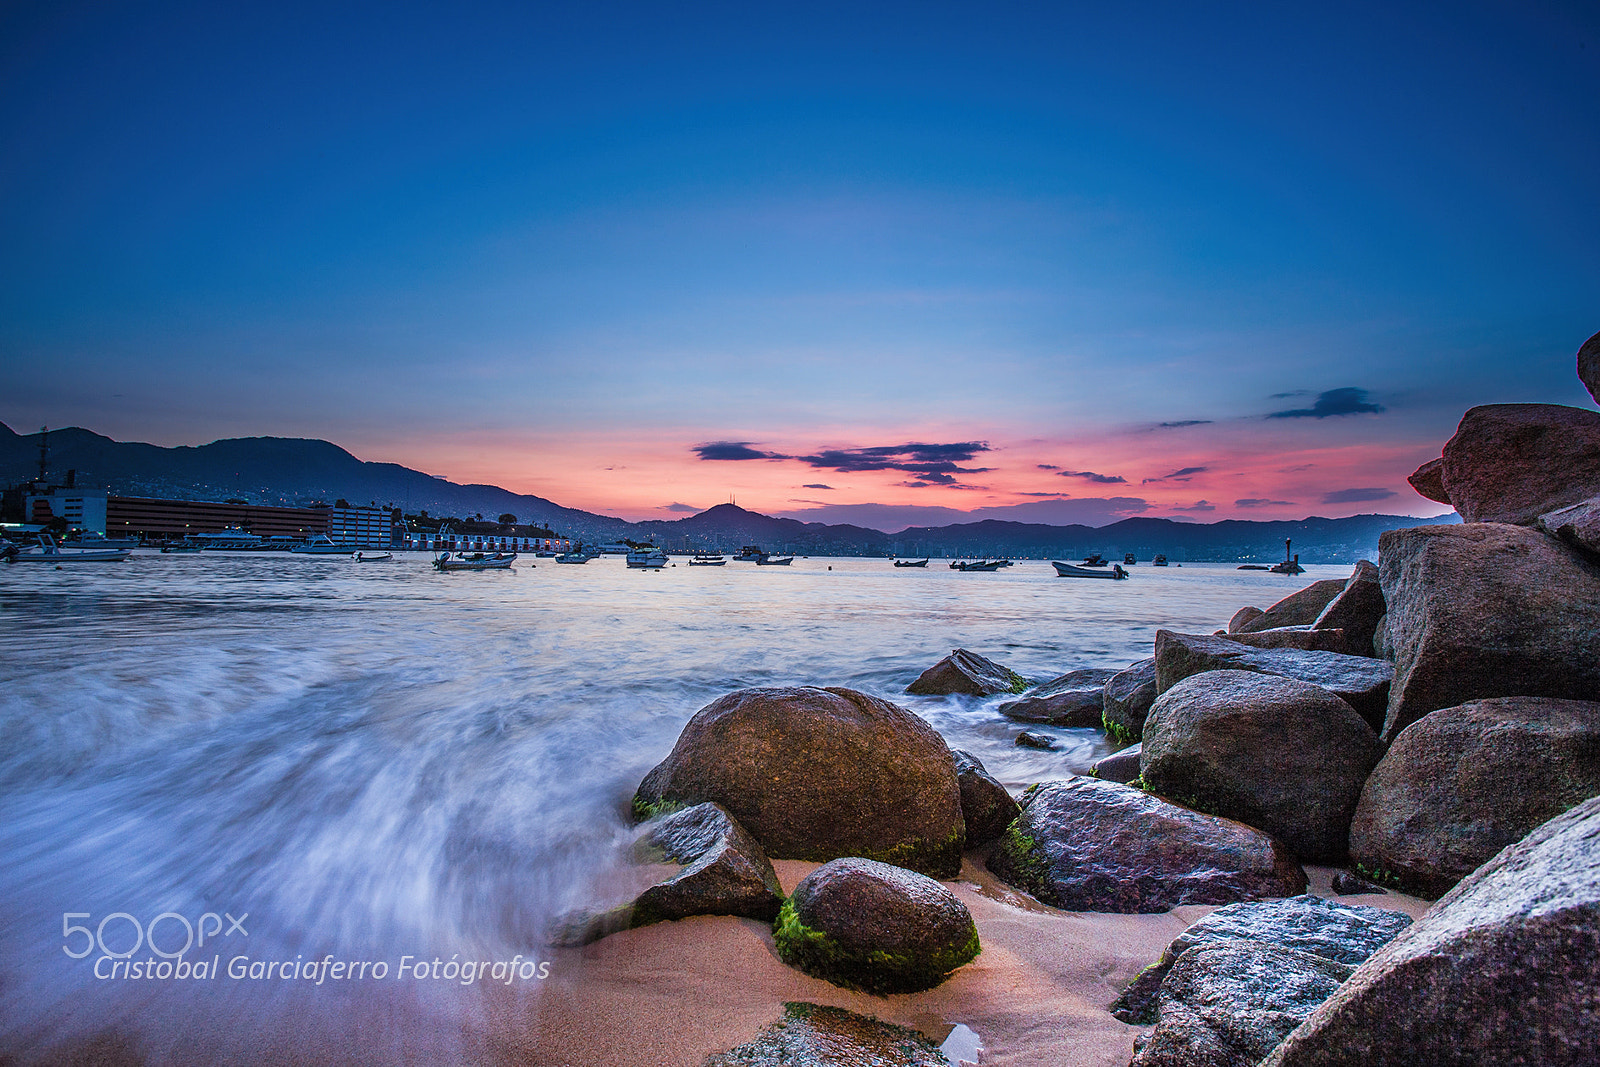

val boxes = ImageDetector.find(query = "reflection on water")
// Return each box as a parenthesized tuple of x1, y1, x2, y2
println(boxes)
(0, 551, 1352, 1062)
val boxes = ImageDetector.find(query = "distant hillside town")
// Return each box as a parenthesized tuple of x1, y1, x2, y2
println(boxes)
(0, 422, 1454, 560)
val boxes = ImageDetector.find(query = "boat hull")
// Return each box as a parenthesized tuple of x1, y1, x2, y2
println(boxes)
(1052, 561, 1128, 579)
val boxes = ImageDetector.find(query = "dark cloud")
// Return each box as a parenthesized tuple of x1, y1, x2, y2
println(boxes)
(1143, 466, 1209, 484)
(1321, 487, 1398, 504)
(802, 483, 835, 490)
(1158, 420, 1213, 429)
(1036, 463, 1060, 470)
(1278, 463, 1316, 473)
(1270, 390, 1311, 400)
(1017, 492, 1069, 498)
(660, 502, 699, 513)
(796, 442, 993, 484)
(1059, 469, 1127, 485)
(1235, 498, 1296, 508)
(1268, 388, 1385, 419)
(693, 441, 788, 461)
(1170, 500, 1217, 512)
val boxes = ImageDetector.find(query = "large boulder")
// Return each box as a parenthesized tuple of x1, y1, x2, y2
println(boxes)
(1154, 631, 1394, 732)
(1112, 894, 1414, 1024)
(773, 858, 980, 994)
(1131, 941, 1355, 1067)
(1263, 795, 1600, 1066)
(1235, 580, 1348, 633)
(1377, 522, 1600, 741)
(1580, 328, 1600, 405)
(1406, 457, 1450, 504)
(633, 686, 964, 877)
(705, 1003, 949, 1067)
(906, 647, 1025, 696)
(1311, 560, 1385, 657)
(1438, 403, 1600, 524)
(1348, 696, 1600, 898)
(1103, 657, 1159, 742)
(998, 667, 1118, 725)
(1141, 671, 1382, 863)
(986, 777, 1306, 914)
(951, 749, 1020, 845)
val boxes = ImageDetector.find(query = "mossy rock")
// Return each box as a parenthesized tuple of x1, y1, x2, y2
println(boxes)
(773, 858, 979, 994)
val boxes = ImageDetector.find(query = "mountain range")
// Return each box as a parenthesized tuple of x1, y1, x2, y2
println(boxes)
(0, 422, 1452, 561)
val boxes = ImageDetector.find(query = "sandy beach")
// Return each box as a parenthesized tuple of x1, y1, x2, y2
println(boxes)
(483, 858, 1430, 1067)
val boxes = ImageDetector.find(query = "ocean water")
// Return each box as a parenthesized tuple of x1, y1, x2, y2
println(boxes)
(0, 551, 1355, 1063)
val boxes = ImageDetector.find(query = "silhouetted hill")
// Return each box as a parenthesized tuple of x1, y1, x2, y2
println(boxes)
(0, 421, 1451, 559)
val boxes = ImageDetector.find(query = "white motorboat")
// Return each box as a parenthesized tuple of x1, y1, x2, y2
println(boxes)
(434, 551, 518, 571)
(5, 532, 130, 563)
(755, 556, 793, 566)
(292, 534, 360, 554)
(1053, 561, 1130, 579)
(626, 547, 668, 569)
(688, 555, 726, 566)
(353, 551, 393, 562)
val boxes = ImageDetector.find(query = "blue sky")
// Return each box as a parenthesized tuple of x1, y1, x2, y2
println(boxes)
(2, 1, 1595, 525)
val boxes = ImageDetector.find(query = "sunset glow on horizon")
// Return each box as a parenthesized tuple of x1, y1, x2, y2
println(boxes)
(2, 2, 1594, 530)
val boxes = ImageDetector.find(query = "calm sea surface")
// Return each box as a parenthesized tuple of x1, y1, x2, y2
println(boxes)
(0, 551, 1354, 1062)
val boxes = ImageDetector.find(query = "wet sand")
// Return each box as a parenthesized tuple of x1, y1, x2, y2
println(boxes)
(479, 859, 1430, 1067)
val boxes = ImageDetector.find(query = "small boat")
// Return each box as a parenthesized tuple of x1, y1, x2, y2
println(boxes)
(1238, 564, 1271, 571)
(293, 534, 361, 555)
(893, 559, 930, 567)
(688, 555, 727, 566)
(353, 552, 393, 562)
(1082, 553, 1108, 567)
(434, 551, 518, 571)
(626, 547, 668, 569)
(732, 545, 767, 561)
(534, 550, 557, 558)
(554, 551, 594, 564)
(951, 559, 1005, 571)
(1124, 553, 1137, 565)
(1053, 561, 1129, 579)
(159, 544, 201, 554)
(1152, 554, 1169, 567)
(756, 556, 793, 566)
(5, 532, 130, 563)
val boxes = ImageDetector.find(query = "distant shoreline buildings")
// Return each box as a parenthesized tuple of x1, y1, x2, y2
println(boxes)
(6, 483, 572, 553)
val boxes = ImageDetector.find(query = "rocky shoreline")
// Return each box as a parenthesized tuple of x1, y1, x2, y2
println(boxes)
(553, 332, 1600, 1066)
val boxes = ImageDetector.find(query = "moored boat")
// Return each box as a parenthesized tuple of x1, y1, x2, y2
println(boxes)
(434, 551, 518, 571)
(1053, 561, 1129, 579)
(353, 551, 393, 562)
(893, 558, 929, 567)
(755, 555, 793, 566)
(1153, 554, 1169, 566)
(688, 555, 726, 566)
(951, 559, 1005, 571)
(293, 534, 361, 555)
(5, 531, 130, 563)
(732, 545, 767, 561)
(626, 547, 668, 568)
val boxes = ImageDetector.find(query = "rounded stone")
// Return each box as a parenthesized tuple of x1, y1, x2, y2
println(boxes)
(773, 857, 979, 994)
(1142, 670, 1382, 863)
(1349, 696, 1600, 898)
(634, 686, 965, 877)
